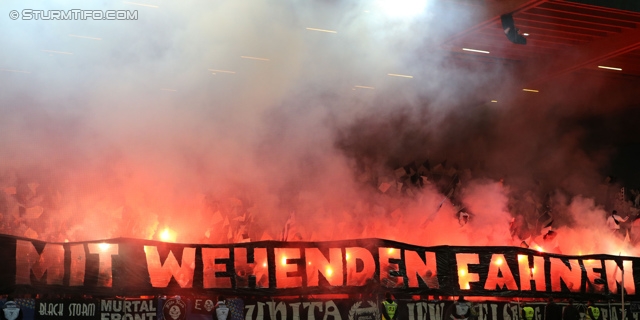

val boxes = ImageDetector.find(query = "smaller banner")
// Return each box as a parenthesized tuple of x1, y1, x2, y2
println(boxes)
(35, 299, 98, 319)
(189, 297, 216, 316)
(99, 298, 157, 320)
(163, 297, 187, 320)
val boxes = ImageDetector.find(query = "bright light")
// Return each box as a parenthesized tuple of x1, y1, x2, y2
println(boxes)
(160, 229, 170, 240)
(387, 73, 413, 78)
(326, 267, 333, 277)
(535, 245, 544, 252)
(241, 56, 270, 61)
(354, 85, 375, 90)
(208, 69, 236, 74)
(306, 28, 337, 33)
(159, 228, 176, 242)
(68, 34, 102, 40)
(490, 100, 498, 103)
(522, 88, 539, 93)
(281, 257, 287, 266)
(531, 267, 536, 274)
(388, 248, 395, 254)
(523, 33, 530, 36)
(459, 269, 466, 276)
(377, 0, 428, 18)
(262, 262, 267, 268)
(462, 48, 490, 54)
(346, 253, 350, 260)
(598, 65, 622, 71)
(495, 258, 503, 266)
(99, 243, 110, 252)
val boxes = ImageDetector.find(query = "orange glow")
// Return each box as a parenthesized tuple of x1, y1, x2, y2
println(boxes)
(346, 253, 350, 260)
(495, 257, 503, 266)
(281, 257, 287, 266)
(326, 267, 333, 277)
(531, 267, 536, 274)
(387, 248, 395, 254)
(535, 245, 544, 252)
(262, 262, 267, 268)
(458, 269, 469, 290)
(98, 243, 110, 252)
(459, 270, 471, 290)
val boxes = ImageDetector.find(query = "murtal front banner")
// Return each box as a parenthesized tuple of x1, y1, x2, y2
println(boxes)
(0, 234, 635, 299)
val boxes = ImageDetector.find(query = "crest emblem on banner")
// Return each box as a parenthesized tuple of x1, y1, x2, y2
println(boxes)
(348, 301, 378, 320)
(2, 301, 21, 320)
(204, 299, 215, 312)
(163, 297, 187, 320)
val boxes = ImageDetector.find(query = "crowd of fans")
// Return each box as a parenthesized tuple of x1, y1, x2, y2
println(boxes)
(1, 159, 639, 248)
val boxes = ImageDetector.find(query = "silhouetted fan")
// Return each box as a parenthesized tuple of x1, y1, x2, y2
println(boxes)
(501, 14, 526, 45)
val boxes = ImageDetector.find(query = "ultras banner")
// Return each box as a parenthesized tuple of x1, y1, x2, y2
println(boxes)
(241, 300, 635, 320)
(1, 234, 637, 299)
(4, 298, 640, 320)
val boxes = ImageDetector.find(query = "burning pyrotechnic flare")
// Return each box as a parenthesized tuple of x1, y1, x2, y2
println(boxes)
(159, 228, 177, 242)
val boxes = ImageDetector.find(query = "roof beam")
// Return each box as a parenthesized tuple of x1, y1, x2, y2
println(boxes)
(446, 0, 550, 44)
(522, 26, 640, 86)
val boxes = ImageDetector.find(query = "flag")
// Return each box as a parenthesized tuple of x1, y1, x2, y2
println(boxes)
(260, 231, 273, 241)
(538, 211, 553, 234)
(281, 212, 299, 241)
(211, 211, 223, 225)
(227, 298, 244, 320)
(458, 211, 470, 226)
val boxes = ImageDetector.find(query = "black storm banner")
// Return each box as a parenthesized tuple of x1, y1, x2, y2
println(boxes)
(34, 299, 98, 319)
(0, 234, 636, 299)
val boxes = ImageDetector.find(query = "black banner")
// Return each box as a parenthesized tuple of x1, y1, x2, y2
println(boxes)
(2, 234, 637, 299)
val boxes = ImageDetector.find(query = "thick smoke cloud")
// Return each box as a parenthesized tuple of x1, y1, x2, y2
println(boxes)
(1, 0, 639, 255)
